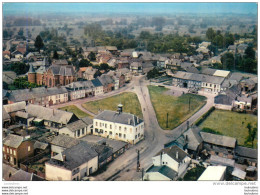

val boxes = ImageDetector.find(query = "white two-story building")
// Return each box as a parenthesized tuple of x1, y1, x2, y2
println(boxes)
(93, 104, 144, 144)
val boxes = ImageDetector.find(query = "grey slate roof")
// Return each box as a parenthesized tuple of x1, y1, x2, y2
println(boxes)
(200, 132, 236, 148)
(51, 134, 80, 148)
(8, 87, 68, 103)
(48, 65, 76, 76)
(92, 78, 103, 87)
(4, 101, 26, 113)
(183, 126, 203, 151)
(156, 145, 188, 163)
(81, 116, 93, 125)
(146, 165, 178, 180)
(34, 141, 48, 150)
(48, 141, 98, 170)
(95, 110, 143, 126)
(235, 146, 257, 159)
(2, 163, 18, 181)
(98, 75, 114, 86)
(3, 109, 11, 121)
(7, 170, 32, 181)
(3, 134, 23, 148)
(214, 95, 234, 105)
(209, 155, 235, 167)
(15, 111, 30, 119)
(26, 104, 76, 125)
(201, 68, 217, 76)
(65, 120, 88, 132)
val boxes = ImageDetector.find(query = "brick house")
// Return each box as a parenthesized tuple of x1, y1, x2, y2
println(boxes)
(3, 134, 34, 168)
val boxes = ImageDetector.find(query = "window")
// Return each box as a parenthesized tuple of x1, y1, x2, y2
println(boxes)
(10, 156, 13, 162)
(3, 147, 5, 152)
(77, 130, 80, 137)
(10, 149, 12, 155)
(7, 148, 9, 153)
(119, 126, 121, 131)
(96, 122, 98, 126)
(138, 133, 140, 137)
(110, 125, 112, 129)
(124, 127, 127, 132)
(210, 84, 212, 87)
(119, 133, 122, 137)
(124, 134, 126, 139)
(100, 129, 103, 134)
(109, 131, 112, 135)
(105, 124, 107, 128)
(28, 146, 31, 152)
(135, 135, 137, 139)
(136, 128, 137, 132)
(82, 128, 85, 135)
(95, 128, 98, 133)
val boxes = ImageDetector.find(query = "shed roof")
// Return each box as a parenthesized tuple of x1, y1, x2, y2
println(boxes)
(50, 134, 80, 148)
(146, 165, 178, 180)
(198, 166, 226, 181)
(209, 155, 235, 167)
(200, 132, 236, 148)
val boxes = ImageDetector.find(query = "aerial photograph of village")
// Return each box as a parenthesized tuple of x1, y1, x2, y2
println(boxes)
(2, 2, 258, 183)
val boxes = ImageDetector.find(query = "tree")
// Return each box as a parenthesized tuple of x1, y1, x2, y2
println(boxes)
(147, 67, 160, 79)
(245, 45, 255, 60)
(78, 59, 91, 68)
(206, 28, 216, 41)
(88, 52, 96, 61)
(99, 63, 110, 72)
(18, 28, 24, 36)
(53, 50, 59, 59)
(221, 52, 235, 70)
(34, 35, 44, 51)
(11, 62, 29, 75)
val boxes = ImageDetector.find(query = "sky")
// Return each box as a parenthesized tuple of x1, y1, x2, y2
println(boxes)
(3, 2, 258, 16)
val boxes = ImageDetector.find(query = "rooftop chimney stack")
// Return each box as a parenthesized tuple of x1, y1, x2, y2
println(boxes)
(176, 151, 178, 159)
(128, 118, 131, 125)
(62, 154, 66, 161)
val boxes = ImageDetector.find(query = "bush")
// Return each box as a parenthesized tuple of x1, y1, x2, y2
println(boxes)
(202, 127, 223, 135)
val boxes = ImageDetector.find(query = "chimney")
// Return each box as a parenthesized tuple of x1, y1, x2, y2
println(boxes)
(128, 118, 131, 125)
(62, 154, 66, 161)
(176, 151, 178, 159)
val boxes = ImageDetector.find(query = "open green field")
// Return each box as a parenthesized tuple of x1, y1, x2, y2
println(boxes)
(199, 109, 258, 148)
(59, 105, 93, 119)
(82, 92, 143, 118)
(148, 85, 207, 130)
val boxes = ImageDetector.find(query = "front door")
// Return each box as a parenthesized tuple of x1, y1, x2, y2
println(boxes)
(89, 167, 92, 175)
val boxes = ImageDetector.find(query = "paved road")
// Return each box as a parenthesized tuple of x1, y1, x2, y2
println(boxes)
(50, 75, 216, 181)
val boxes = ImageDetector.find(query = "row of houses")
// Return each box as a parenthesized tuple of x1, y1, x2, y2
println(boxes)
(5, 70, 128, 106)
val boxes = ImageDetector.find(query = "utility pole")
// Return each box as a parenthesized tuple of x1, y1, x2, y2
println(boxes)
(166, 113, 169, 128)
(188, 97, 191, 111)
(136, 149, 140, 172)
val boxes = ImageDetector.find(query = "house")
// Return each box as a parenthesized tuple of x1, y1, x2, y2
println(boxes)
(78, 67, 97, 80)
(214, 94, 234, 110)
(172, 71, 203, 90)
(240, 77, 257, 94)
(142, 62, 154, 74)
(80, 135, 128, 159)
(45, 141, 98, 181)
(118, 68, 132, 83)
(7, 86, 69, 106)
(98, 74, 115, 93)
(3, 134, 34, 167)
(183, 126, 203, 158)
(117, 58, 130, 69)
(90, 143, 113, 168)
(106, 70, 125, 90)
(24, 104, 79, 129)
(93, 104, 144, 145)
(92, 78, 104, 96)
(59, 117, 93, 138)
(143, 145, 191, 181)
(105, 46, 118, 55)
(11, 50, 23, 59)
(65, 82, 87, 101)
(130, 62, 143, 75)
(200, 132, 237, 158)
(237, 44, 248, 55)
(198, 166, 226, 181)
(50, 134, 80, 156)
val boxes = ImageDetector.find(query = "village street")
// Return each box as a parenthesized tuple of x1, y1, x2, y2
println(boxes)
(51, 75, 216, 181)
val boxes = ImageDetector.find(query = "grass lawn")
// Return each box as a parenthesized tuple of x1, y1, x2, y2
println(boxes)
(59, 105, 93, 119)
(82, 92, 143, 118)
(148, 85, 206, 130)
(199, 109, 258, 148)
